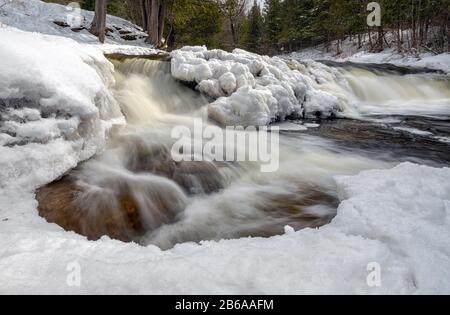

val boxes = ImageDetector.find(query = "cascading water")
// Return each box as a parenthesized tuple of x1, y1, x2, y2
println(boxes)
(314, 61, 450, 118)
(37, 57, 450, 249)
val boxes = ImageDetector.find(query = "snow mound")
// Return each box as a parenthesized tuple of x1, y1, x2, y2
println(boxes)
(171, 47, 341, 126)
(0, 27, 124, 190)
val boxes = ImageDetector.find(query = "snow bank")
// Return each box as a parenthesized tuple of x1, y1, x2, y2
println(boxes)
(0, 27, 124, 190)
(335, 163, 450, 293)
(341, 51, 450, 75)
(0, 162, 449, 294)
(288, 39, 450, 75)
(0, 0, 158, 55)
(171, 47, 340, 126)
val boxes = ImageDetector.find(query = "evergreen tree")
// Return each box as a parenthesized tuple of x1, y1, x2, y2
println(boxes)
(42, 0, 450, 54)
(263, 0, 282, 53)
(242, 0, 264, 53)
(171, 0, 221, 49)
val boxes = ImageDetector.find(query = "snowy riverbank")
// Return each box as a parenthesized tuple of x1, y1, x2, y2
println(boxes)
(288, 46, 450, 75)
(1, 162, 449, 294)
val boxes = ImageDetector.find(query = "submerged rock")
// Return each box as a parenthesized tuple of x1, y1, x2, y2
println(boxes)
(36, 142, 228, 242)
(36, 175, 182, 242)
(125, 140, 227, 195)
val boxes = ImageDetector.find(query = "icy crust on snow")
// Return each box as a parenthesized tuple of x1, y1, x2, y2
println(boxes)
(0, 163, 449, 294)
(171, 46, 341, 126)
(0, 28, 124, 189)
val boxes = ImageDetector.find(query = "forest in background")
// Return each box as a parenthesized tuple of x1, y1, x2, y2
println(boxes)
(45, 0, 450, 55)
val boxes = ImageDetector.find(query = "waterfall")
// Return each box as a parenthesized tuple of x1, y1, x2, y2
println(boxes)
(39, 57, 450, 249)
(317, 63, 450, 118)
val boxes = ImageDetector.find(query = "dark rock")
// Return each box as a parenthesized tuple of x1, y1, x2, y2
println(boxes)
(53, 20, 70, 28)
(126, 140, 225, 195)
(105, 53, 171, 62)
(121, 34, 138, 41)
(71, 27, 85, 33)
(119, 30, 132, 35)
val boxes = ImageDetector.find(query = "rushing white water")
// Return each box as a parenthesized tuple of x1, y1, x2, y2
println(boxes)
(318, 65, 450, 118)
(62, 58, 393, 249)
(35, 56, 450, 249)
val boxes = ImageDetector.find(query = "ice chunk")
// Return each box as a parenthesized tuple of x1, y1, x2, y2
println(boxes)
(171, 47, 341, 126)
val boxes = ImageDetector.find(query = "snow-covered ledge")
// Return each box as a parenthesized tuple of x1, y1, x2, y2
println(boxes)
(0, 28, 125, 190)
(171, 46, 341, 126)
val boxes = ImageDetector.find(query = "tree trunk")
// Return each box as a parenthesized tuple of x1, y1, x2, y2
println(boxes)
(411, 0, 417, 49)
(368, 27, 373, 51)
(158, 2, 166, 45)
(144, 0, 166, 47)
(149, 0, 160, 45)
(230, 16, 237, 46)
(166, 25, 175, 51)
(377, 26, 384, 51)
(90, 0, 107, 43)
(141, 0, 148, 31)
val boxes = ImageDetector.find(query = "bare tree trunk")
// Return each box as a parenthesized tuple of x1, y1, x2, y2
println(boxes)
(144, 0, 152, 33)
(411, 0, 417, 49)
(141, 0, 148, 31)
(230, 16, 237, 46)
(368, 27, 373, 51)
(218, 0, 247, 48)
(158, 2, 166, 45)
(90, 0, 107, 43)
(148, 0, 160, 45)
(145, 0, 166, 47)
(377, 26, 384, 51)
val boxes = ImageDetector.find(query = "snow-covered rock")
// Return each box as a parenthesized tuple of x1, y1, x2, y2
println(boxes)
(171, 47, 341, 126)
(0, 0, 159, 55)
(0, 27, 124, 190)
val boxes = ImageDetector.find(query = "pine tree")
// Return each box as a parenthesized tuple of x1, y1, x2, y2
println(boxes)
(263, 0, 282, 53)
(170, 0, 221, 49)
(242, 0, 264, 53)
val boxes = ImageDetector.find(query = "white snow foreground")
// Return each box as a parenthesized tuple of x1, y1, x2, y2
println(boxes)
(0, 27, 124, 190)
(171, 46, 341, 126)
(0, 162, 449, 294)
